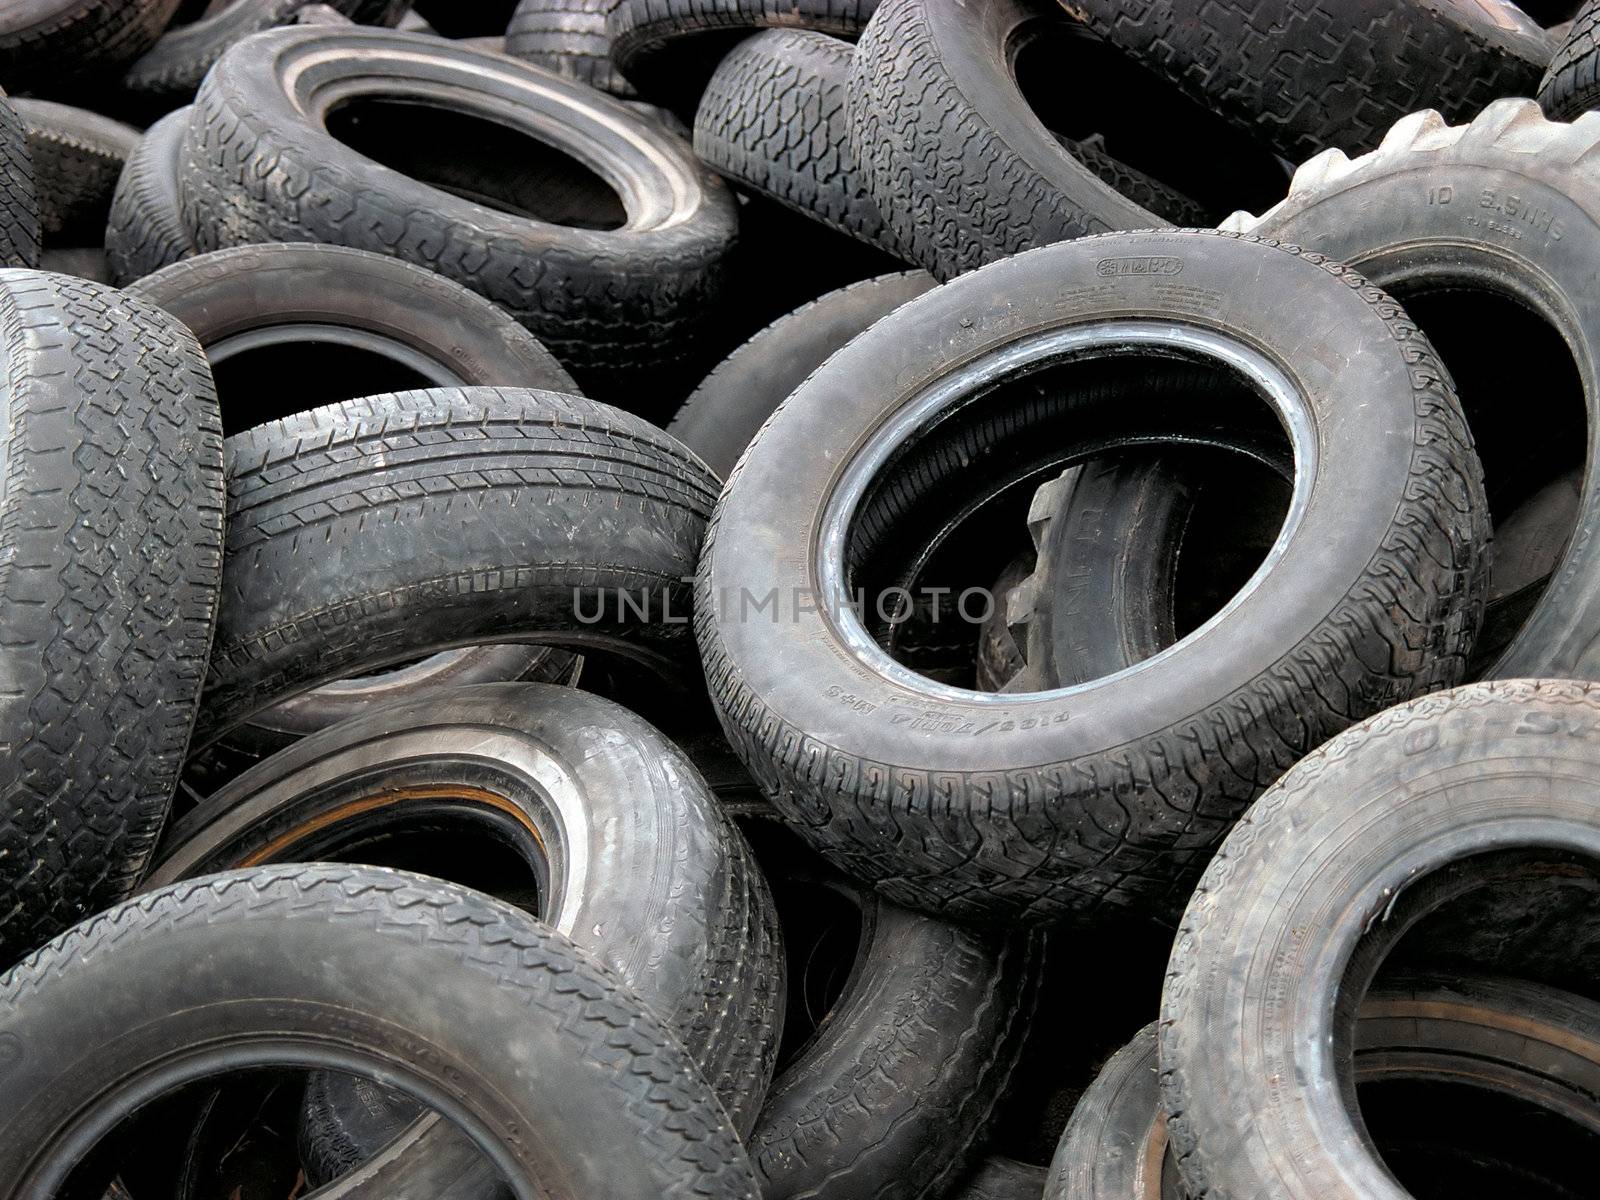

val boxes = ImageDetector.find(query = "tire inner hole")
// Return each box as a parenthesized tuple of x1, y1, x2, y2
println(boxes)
(208, 337, 438, 434)
(325, 96, 629, 230)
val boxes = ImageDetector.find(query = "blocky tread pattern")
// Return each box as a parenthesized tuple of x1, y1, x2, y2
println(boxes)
(1540, 0, 1600, 119)
(608, 0, 877, 78)
(13, 98, 139, 242)
(105, 108, 197, 285)
(0, 91, 40, 268)
(0, 0, 183, 91)
(506, 0, 635, 96)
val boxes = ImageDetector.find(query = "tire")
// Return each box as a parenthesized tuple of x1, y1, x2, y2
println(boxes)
(0, 89, 40, 268)
(0, 0, 182, 92)
(694, 30, 904, 258)
(11, 99, 137, 245)
(1052, 974, 1600, 1199)
(122, 0, 412, 103)
(1221, 100, 1600, 680)
(505, 0, 633, 96)
(148, 683, 786, 1137)
(608, 0, 877, 100)
(105, 106, 198, 285)
(416, 0, 517, 35)
(697, 229, 1487, 925)
(974, 554, 1033, 692)
(1067, 0, 1552, 163)
(746, 835, 1044, 1200)
(1541, 0, 1600, 117)
(667, 270, 934, 478)
(0, 865, 759, 1200)
(954, 1158, 1049, 1200)
(0, 271, 223, 967)
(1160, 678, 1600, 1200)
(180, 25, 737, 394)
(197, 387, 717, 752)
(847, 0, 1163, 282)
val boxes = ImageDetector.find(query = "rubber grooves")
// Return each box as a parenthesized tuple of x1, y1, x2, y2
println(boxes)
(105, 108, 197, 285)
(0, 271, 224, 965)
(1067, 0, 1552, 161)
(609, 0, 878, 77)
(696, 230, 1487, 923)
(1541, 0, 1600, 118)
(506, 0, 635, 96)
(0, 91, 41, 268)
(0, 865, 758, 1200)
(1062, 134, 1212, 227)
(13, 99, 139, 243)
(694, 29, 903, 257)
(0, 0, 183, 91)
(200, 387, 719, 747)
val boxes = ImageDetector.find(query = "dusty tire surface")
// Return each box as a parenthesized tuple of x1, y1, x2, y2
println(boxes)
(0, 89, 39, 267)
(11, 98, 137, 244)
(505, 0, 634, 95)
(0, 270, 223, 967)
(105, 106, 197, 284)
(0, 0, 183, 92)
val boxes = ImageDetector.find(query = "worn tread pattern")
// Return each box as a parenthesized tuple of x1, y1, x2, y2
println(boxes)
(1068, 0, 1552, 162)
(0, 865, 759, 1199)
(0, 90, 40, 268)
(1060, 134, 1212, 228)
(609, 0, 876, 84)
(200, 386, 718, 749)
(505, 0, 635, 96)
(0, 0, 182, 92)
(0, 270, 223, 965)
(1541, 0, 1600, 118)
(696, 229, 1487, 924)
(105, 107, 197, 285)
(13, 98, 138, 244)
(848, 0, 1162, 281)
(694, 29, 903, 258)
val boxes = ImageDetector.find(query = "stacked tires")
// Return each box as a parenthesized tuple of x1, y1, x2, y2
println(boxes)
(3, 0, 1600, 1196)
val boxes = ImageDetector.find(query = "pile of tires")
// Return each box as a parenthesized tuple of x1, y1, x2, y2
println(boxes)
(2, 0, 1600, 1196)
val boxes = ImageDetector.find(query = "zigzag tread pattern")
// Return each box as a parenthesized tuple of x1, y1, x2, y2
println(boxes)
(105, 108, 196, 285)
(0, 92, 40, 268)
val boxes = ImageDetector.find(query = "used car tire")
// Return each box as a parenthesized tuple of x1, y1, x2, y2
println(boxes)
(0, 0, 182, 92)
(148, 683, 785, 1139)
(180, 25, 737, 394)
(1067, 0, 1552, 161)
(105, 106, 197, 284)
(848, 0, 1164, 281)
(954, 1159, 1049, 1200)
(1541, 0, 1600, 117)
(1221, 99, 1600, 680)
(0, 270, 223, 966)
(0, 89, 39, 268)
(0, 864, 760, 1200)
(505, 0, 633, 95)
(697, 229, 1487, 924)
(668, 270, 934, 478)
(1161, 677, 1600, 1200)
(197, 386, 717, 752)
(11, 98, 138, 245)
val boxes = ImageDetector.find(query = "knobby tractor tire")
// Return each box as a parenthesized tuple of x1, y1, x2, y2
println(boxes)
(0, 865, 760, 1200)
(697, 228, 1486, 926)
(0, 270, 223, 967)
(1161, 679, 1600, 1200)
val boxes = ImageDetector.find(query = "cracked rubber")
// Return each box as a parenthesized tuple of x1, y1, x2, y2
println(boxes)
(697, 228, 1487, 924)
(0, 0, 183, 92)
(848, 0, 1164, 281)
(0, 270, 224, 967)
(105, 106, 197, 284)
(0, 864, 760, 1199)
(11, 98, 137, 246)
(1222, 99, 1600, 680)
(179, 25, 737, 391)
(1161, 678, 1600, 1200)
(1066, 0, 1552, 162)
(0, 89, 39, 268)
(505, 0, 634, 96)
(197, 386, 718, 753)
(1542, 0, 1600, 118)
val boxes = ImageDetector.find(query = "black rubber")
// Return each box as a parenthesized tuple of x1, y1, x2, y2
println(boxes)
(105, 106, 197, 284)
(1223, 99, 1600, 681)
(0, 89, 39, 268)
(1067, 0, 1552, 162)
(197, 387, 718, 752)
(1541, 0, 1600, 117)
(122, 0, 412, 102)
(180, 25, 737, 394)
(608, 0, 877, 100)
(0, 865, 760, 1199)
(505, 0, 634, 95)
(668, 270, 934, 478)
(415, 0, 517, 35)
(11, 99, 137, 246)
(0, 270, 223, 967)
(127, 241, 577, 432)
(149, 683, 785, 1144)
(698, 229, 1487, 925)
(953, 1159, 1049, 1200)
(848, 0, 1164, 281)
(747, 833, 1045, 1200)
(694, 29, 903, 257)
(0, 0, 182, 92)
(1161, 679, 1600, 1200)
